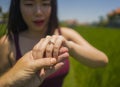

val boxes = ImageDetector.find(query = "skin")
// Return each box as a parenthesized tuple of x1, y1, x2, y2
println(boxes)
(0, 36, 69, 87)
(0, 0, 108, 87)
(20, 0, 51, 36)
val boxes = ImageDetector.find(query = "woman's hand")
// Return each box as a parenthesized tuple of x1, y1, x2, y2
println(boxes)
(45, 35, 67, 58)
(31, 35, 67, 74)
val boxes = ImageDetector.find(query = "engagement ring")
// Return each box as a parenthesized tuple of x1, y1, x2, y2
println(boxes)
(49, 40, 55, 45)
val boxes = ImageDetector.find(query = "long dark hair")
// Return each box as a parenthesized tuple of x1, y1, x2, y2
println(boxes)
(7, 0, 59, 39)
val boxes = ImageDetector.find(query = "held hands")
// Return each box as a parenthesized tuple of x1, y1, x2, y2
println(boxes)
(32, 35, 69, 79)
(3, 35, 69, 87)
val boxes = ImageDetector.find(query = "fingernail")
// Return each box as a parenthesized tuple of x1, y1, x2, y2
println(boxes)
(51, 58, 56, 64)
(60, 62, 65, 66)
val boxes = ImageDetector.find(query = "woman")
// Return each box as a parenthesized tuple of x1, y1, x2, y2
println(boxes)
(0, 0, 108, 87)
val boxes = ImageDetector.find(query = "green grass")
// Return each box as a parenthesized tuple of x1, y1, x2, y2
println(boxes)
(0, 24, 7, 37)
(0, 25, 120, 87)
(63, 26, 120, 87)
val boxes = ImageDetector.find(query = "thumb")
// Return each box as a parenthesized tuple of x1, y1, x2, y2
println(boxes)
(33, 58, 57, 70)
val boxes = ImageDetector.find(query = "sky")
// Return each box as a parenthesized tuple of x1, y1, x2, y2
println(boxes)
(0, 0, 120, 23)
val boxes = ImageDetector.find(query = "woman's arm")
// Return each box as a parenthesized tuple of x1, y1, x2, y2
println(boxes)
(61, 27, 108, 68)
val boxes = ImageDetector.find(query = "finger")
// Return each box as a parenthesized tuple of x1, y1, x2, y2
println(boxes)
(42, 61, 65, 79)
(32, 38, 44, 59)
(53, 36, 64, 58)
(42, 35, 57, 77)
(35, 36, 51, 77)
(40, 68, 46, 77)
(36, 36, 51, 58)
(46, 36, 56, 57)
(54, 62, 65, 71)
(57, 52, 69, 62)
(59, 47, 69, 55)
(45, 62, 65, 76)
(34, 58, 57, 71)
(44, 52, 69, 74)
(46, 44, 53, 57)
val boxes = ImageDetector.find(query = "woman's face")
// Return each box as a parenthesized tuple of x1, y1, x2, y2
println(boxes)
(20, 0, 51, 32)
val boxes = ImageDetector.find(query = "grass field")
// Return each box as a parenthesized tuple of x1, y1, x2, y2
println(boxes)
(63, 26, 120, 87)
(0, 25, 120, 87)
(0, 24, 7, 37)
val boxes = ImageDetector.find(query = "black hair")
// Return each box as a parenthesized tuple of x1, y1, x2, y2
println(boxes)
(7, 0, 59, 39)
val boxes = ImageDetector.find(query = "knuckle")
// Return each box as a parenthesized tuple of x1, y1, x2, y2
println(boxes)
(37, 48, 43, 52)
(46, 35, 51, 38)
(38, 48, 44, 53)
(41, 38, 45, 41)
(52, 35, 56, 37)
(59, 35, 62, 37)
(52, 35, 57, 38)
(59, 36, 65, 41)
(32, 48, 38, 53)
(33, 44, 38, 50)
(46, 49, 52, 53)
(40, 46, 46, 51)
(54, 45, 59, 50)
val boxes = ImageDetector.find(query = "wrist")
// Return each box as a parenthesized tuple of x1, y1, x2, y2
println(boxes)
(0, 73, 12, 87)
(65, 41, 74, 50)
(0, 68, 22, 87)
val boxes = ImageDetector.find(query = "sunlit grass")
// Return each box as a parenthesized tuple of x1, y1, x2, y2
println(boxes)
(63, 26, 120, 87)
(0, 24, 7, 37)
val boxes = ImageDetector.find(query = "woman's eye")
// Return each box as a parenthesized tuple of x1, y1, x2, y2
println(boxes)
(25, 4, 33, 6)
(24, 2, 33, 6)
(43, 3, 51, 6)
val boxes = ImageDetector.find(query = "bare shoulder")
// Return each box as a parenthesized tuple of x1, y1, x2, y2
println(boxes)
(0, 35, 12, 75)
(0, 35, 10, 58)
(60, 27, 90, 45)
(0, 35, 10, 48)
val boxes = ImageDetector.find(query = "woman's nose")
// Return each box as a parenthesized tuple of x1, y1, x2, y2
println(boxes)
(35, 5, 43, 16)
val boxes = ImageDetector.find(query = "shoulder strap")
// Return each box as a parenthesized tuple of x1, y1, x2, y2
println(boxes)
(58, 28, 62, 35)
(13, 34, 22, 60)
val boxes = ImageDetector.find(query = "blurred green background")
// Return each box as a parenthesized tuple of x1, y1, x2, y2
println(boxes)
(62, 26, 120, 87)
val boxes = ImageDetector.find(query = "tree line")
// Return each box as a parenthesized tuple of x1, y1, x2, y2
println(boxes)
(0, 6, 9, 23)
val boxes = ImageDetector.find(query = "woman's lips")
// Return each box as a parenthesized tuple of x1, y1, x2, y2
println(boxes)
(33, 20, 44, 26)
